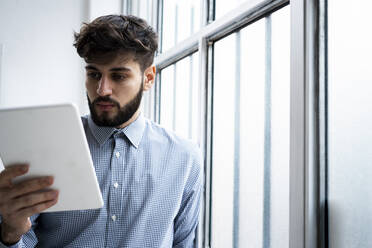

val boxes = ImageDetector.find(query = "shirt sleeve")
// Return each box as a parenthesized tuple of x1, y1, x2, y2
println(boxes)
(173, 149, 203, 248)
(0, 214, 39, 248)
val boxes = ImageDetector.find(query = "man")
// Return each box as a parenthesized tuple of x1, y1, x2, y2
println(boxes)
(0, 15, 202, 247)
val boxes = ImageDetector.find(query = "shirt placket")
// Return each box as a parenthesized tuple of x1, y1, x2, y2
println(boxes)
(106, 132, 125, 247)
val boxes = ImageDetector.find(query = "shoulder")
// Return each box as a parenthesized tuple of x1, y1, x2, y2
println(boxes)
(80, 115, 89, 129)
(144, 119, 202, 164)
(81, 115, 89, 124)
(144, 120, 203, 188)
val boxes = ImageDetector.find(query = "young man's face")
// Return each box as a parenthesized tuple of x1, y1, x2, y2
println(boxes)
(85, 53, 155, 127)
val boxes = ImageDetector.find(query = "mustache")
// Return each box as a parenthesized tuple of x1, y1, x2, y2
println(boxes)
(92, 96, 120, 107)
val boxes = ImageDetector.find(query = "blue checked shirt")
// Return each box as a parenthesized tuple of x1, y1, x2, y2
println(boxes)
(0, 113, 203, 248)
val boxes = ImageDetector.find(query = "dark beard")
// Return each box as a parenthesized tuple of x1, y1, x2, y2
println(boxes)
(88, 83, 143, 127)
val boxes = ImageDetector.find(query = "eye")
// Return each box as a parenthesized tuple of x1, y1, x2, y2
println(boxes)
(87, 71, 101, 80)
(111, 73, 127, 82)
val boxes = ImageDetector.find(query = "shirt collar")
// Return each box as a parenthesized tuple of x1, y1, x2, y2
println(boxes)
(88, 113, 146, 149)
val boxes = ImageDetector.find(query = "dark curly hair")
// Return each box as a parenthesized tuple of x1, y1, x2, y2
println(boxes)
(73, 15, 158, 72)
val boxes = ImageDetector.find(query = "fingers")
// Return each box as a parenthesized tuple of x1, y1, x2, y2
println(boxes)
(9, 176, 54, 199)
(18, 197, 58, 218)
(0, 164, 59, 235)
(0, 164, 29, 187)
(12, 190, 59, 212)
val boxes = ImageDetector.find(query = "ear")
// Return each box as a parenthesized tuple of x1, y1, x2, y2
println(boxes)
(143, 65, 156, 91)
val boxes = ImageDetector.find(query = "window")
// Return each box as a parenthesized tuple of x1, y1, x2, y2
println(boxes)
(160, 53, 200, 141)
(145, 0, 291, 247)
(162, 0, 200, 52)
(122, 0, 344, 247)
(211, 7, 289, 247)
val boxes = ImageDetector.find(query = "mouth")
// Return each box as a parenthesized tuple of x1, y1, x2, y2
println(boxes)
(96, 101, 116, 111)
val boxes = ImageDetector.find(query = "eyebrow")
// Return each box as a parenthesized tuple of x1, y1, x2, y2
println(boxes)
(110, 67, 131, 72)
(85, 65, 132, 72)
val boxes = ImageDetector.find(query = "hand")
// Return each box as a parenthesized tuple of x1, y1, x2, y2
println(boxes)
(0, 164, 59, 244)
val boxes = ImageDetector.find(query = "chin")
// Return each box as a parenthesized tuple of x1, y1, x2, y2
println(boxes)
(96, 108, 115, 118)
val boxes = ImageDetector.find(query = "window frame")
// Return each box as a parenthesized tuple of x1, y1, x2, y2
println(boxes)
(122, 0, 326, 247)
(290, 0, 326, 247)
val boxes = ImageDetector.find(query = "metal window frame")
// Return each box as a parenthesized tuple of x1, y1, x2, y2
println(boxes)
(290, 0, 325, 248)
(263, 15, 272, 248)
(154, 0, 288, 70)
(156, 1, 290, 247)
(121, 0, 131, 15)
(233, 30, 241, 248)
(143, 0, 325, 247)
(318, 0, 328, 247)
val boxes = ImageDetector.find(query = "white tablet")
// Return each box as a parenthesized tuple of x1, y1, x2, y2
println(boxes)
(0, 103, 104, 212)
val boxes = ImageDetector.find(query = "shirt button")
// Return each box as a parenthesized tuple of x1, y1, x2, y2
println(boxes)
(111, 215, 117, 221)
(115, 152, 120, 158)
(113, 182, 119, 188)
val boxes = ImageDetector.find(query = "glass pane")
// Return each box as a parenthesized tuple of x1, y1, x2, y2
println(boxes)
(160, 64, 175, 131)
(190, 52, 200, 142)
(328, 1, 372, 247)
(270, 6, 290, 248)
(212, 33, 236, 248)
(162, 0, 200, 52)
(239, 19, 265, 247)
(174, 58, 191, 137)
(130, 0, 153, 25)
(212, 6, 289, 247)
(160, 53, 199, 141)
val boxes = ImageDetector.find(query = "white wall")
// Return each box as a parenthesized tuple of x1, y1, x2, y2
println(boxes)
(328, 1, 372, 247)
(89, 0, 122, 21)
(0, 0, 90, 114)
(0, 0, 153, 119)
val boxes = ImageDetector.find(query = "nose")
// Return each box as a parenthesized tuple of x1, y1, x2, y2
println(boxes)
(97, 76, 112, 96)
